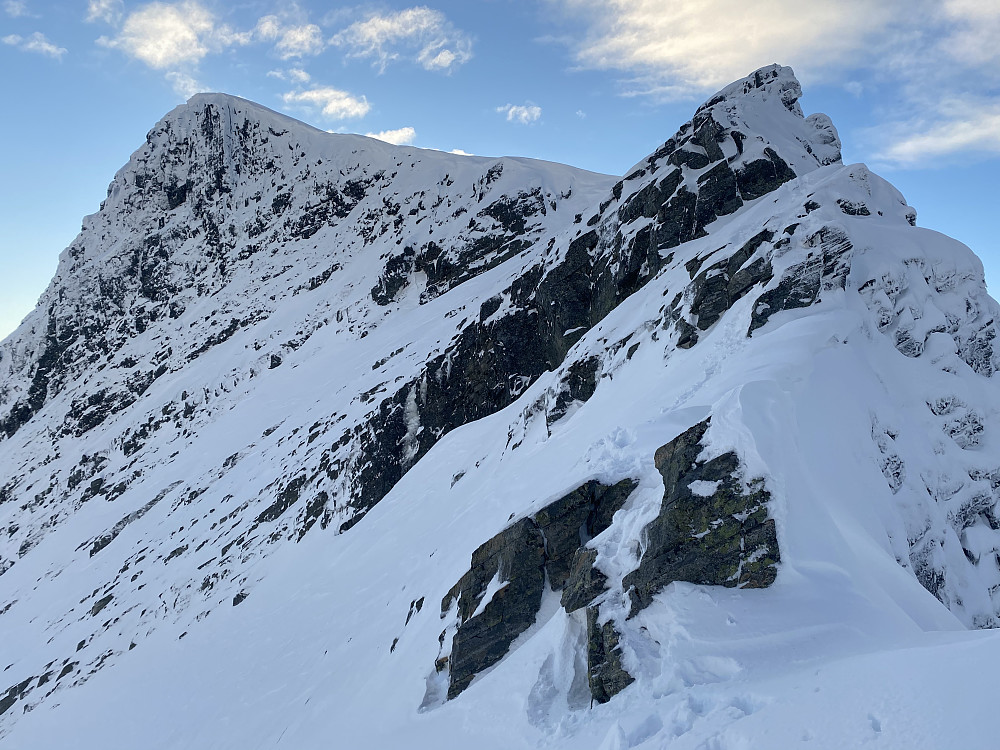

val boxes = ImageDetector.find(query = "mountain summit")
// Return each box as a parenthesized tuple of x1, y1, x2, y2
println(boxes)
(2, 65, 999, 748)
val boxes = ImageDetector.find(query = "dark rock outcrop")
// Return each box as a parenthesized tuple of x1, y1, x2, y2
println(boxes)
(689, 230, 775, 331)
(748, 226, 853, 335)
(623, 419, 779, 615)
(561, 548, 606, 613)
(442, 518, 546, 699)
(534, 479, 637, 589)
(586, 606, 634, 704)
(440, 478, 637, 699)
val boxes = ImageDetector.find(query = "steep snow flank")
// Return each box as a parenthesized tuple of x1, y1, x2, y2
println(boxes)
(2, 66, 1000, 749)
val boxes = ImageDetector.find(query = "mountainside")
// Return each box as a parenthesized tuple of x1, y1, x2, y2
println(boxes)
(2, 65, 1000, 748)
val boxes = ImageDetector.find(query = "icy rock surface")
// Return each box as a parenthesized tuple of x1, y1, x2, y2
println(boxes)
(2, 65, 1000, 749)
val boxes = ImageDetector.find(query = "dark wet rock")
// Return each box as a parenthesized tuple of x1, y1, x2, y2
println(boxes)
(689, 231, 775, 331)
(441, 477, 636, 699)
(748, 256, 820, 334)
(0, 677, 33, 717)
(533, 479, 637, 589)
(442, 518, 546, 699)
(254, 474, 307, 527)
(90, 593, 114, 617)
(622, 419, 779, 616)
(695, 163, 743, 231)
(735, 147, 797, 201)
(675, 318, 699, 349)
(0, 308, 74, 438)
(547, 356, 601, 427)
(669, 148, 711, 171)
(655, 187, 700, 251)
(294, 491, 329, 541)
(479, 294, 502, 322)
(837, 199, 870, 216)
(586, 606, 634, 704)
(748, 226, 852, 335)
(617, 172, 679, 225)
(561, 548, 607, 612)
(371, 246, 418, 305)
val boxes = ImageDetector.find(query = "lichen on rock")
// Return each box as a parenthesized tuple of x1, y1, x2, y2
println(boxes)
(623, 419, 779, 616)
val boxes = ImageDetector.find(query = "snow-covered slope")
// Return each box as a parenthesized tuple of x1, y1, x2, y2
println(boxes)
(2, 65, 1000, 748)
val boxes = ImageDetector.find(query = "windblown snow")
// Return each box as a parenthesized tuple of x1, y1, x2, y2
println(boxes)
(1, 65, 999, 749)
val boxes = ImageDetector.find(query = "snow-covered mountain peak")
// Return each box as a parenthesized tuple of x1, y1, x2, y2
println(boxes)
(623, 64, 840, 196)
(706, 63, 805, 114)
(2, 66, 1000, 749)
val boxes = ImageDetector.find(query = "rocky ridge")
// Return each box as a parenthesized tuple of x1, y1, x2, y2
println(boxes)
(1, 65, 1000, 744)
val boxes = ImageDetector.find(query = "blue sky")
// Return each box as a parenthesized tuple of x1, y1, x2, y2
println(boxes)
(1, 0, 998, 339)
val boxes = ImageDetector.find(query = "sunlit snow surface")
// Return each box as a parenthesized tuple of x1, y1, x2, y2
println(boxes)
(3, 69, 1000, 748)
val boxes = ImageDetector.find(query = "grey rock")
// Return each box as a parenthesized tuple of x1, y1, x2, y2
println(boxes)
(622, 419, 779, 616)
(689, 230, 775, 331)
(586, 606, 634, 704)
(561, 548, 607, 613)
(748, 226, 852, 335)
(735, 147, 796, 201)
(440, 477, 637, 699)
(443, 517, 546, 700)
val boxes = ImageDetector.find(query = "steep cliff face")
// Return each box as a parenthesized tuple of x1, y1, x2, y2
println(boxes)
(2, 66, 1000, 749)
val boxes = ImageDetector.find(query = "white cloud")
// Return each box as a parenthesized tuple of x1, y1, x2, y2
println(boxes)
(165, 70, 201, 98)
(843, 81, 864, 97)
(332, 7, 472, 72)
(3, 1, 31, 18)
(550, 0, 1000, 167)
(552, 0, 899, 96)
(100, 1, 248, 69)
(876, 100, 1000, 166)
(450, 149, 473, 156)
(282, 86, 371, 120)
(266, 68, 311, 83)
(255, 15, 325, 59)
(86, 0, 122, 24)
(940, 0, 1000, 69)
(497, 103, 542, 125)
(2, 31, 66, 59)
(365, 126, 416, 145)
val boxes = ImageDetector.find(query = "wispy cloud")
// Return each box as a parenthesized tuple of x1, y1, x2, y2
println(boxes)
(551, 0, 896, 96)
(282, 86, 371, 120)
(550, 0, 1000, 167)
(165, 71, 201, 98)
(267, 67, 311, 83)
(255, 15, 325, 59)
(875, 100, 1000, 167)
(332, 7, 472, 73)
(3, 1, 33, 18)
(2, 31, 66, 59)
(365, 126, 416, 145)
(85, 0, 122, 24)
(497, 103, 542, 124)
